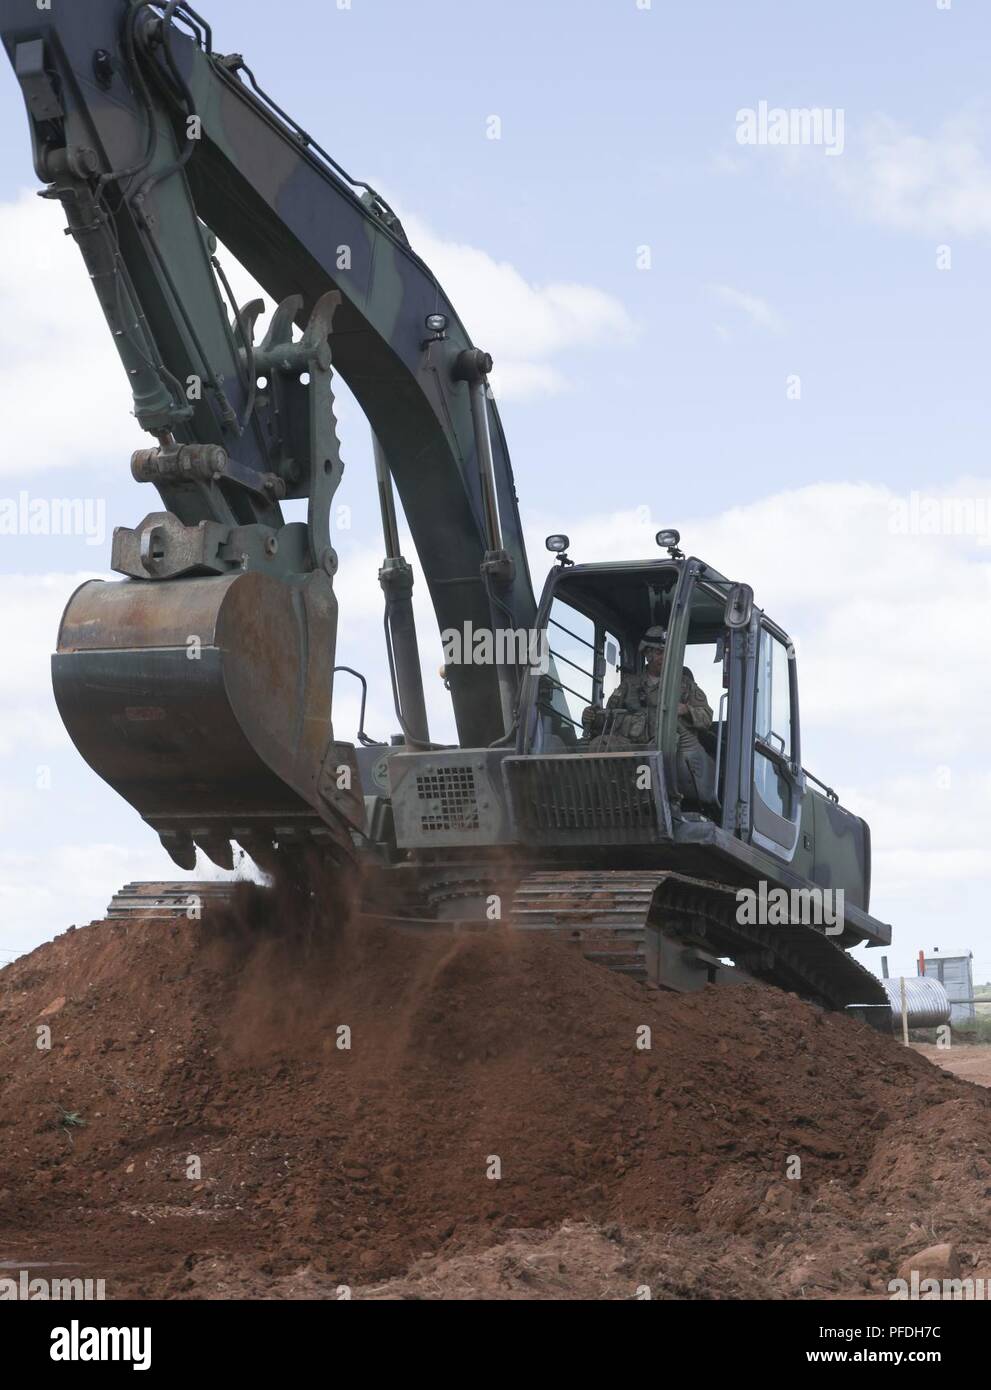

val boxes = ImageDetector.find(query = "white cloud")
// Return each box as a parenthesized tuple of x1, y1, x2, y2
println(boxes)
(532, 479, 991, 749)
(402, 214, 636, 401)
(855, 772, 991, 891)
(711, 150, 749, 177)
(0, 192, 147, 478)
(0, 186, 637, 485)
(488, 362, 569, 401)
(718, 106, 991, 243)
(833, 112, 991, 238)
(708, 284, 784, 335)
(0, 841, 234, 961)
(0, 571, 96, 754)
(806, 111, 991, 239)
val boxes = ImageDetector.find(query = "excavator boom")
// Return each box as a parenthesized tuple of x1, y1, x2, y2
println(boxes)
(2, 0, 535, 869)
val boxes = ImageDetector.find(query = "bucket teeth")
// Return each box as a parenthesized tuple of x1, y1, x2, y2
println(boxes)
(238, 834, 280, 878)
(195, 834, 236, 871)
(151, 822, 332, 880)
(159, 831, 197, 872)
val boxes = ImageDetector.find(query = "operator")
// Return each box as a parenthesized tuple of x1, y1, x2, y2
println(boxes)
(581, 627, 713, 800)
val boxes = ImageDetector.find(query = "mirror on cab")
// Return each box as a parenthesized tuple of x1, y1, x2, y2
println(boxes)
(724, 582, 754, 630)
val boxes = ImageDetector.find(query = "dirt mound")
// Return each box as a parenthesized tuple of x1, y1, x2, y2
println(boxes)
(165, 1222, 778, 1301)
(1, 883, 990, 1299)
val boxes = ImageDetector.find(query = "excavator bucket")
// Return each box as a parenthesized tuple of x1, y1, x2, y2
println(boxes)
(52, 570, 363, 874)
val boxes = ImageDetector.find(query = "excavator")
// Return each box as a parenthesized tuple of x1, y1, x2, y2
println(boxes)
(1, 0, 892, 1019)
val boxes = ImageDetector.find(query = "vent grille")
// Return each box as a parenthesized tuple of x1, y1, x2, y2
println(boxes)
(415, 765, 480, 833)
(507, 755, 660, 836)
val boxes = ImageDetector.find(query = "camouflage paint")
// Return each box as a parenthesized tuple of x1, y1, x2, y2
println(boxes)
(0, 0, 535, 746)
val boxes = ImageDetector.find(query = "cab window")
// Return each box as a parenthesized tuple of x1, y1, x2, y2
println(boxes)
(754, 628, 794, 817)
(530, 598, 622, 752)
(546, 597, 595, 728)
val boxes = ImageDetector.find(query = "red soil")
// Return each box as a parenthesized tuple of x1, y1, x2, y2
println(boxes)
(1, 881, 989, 1299)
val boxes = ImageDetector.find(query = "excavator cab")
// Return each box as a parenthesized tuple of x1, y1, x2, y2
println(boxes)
(390, 544, 762, 852)
(518, 548, 746, 819)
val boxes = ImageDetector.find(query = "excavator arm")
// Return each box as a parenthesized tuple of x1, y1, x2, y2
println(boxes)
(1, 0, 536, 869)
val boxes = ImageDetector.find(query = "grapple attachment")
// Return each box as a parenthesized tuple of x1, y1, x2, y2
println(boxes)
(53, 568, 363, 873)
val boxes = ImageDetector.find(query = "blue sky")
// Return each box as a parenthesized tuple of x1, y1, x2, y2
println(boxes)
(0, 0, 989, 986)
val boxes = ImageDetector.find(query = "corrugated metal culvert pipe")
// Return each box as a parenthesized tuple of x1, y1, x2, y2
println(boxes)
(882, 977, 952, 1029)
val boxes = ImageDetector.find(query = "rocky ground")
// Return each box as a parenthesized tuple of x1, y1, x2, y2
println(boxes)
(1, 879, 989, 1300)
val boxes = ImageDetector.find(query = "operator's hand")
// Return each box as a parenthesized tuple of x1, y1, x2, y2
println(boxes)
(582, 705, 604, 736)
(677, 702, 689, 717)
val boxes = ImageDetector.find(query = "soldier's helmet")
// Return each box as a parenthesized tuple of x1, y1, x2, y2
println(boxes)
(639, 626, 667, 661)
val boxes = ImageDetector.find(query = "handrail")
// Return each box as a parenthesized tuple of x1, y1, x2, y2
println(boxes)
(713, 689, 728, 791)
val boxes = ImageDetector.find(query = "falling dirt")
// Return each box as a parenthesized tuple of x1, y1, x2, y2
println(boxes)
(1, 881, 990, 1300)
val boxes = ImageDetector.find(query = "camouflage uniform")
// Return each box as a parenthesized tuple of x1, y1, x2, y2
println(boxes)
(584, 667, 714, 801)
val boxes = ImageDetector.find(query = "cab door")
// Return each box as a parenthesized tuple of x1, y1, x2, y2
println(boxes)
(749, 621, 805, 860)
